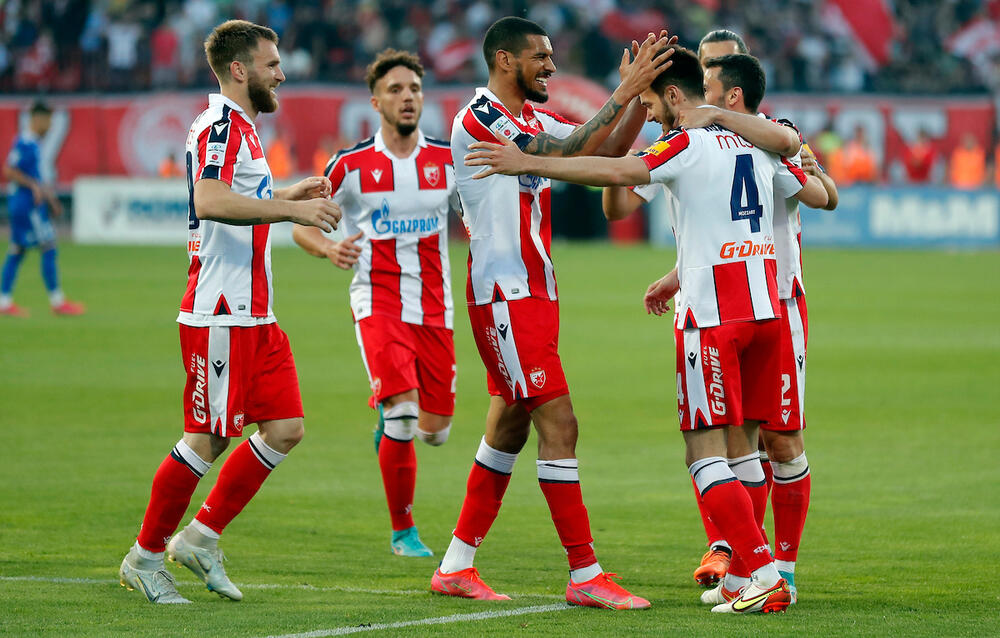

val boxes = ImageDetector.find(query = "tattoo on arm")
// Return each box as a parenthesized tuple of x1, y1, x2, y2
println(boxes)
(523, 97, 623, 156)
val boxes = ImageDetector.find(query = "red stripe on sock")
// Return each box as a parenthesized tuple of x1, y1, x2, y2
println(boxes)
(699, 480, 773, 574)
(136, 454, 202, 552)
(539, 481, 595, 569)
(195, 439, 272, 534)
(453, 462, 511, 547)
(378, 437, 416, 531)
(772, 473, 811, 562)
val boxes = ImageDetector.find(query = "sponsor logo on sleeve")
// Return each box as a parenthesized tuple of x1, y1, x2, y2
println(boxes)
(206, 142, 226, 167)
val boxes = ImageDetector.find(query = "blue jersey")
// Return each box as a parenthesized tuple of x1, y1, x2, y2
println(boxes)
(6, 133, 43, 215)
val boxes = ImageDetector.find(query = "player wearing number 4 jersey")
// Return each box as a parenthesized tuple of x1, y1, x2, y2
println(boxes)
(675, 47, 839, 603)
(433, 17, 675, 609)
(119, 20, 342, 605)
(293, 49, 459, 558)
(466, 46, 828, 615)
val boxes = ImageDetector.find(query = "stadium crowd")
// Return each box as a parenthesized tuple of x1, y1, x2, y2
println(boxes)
(1, 0, 993, 95)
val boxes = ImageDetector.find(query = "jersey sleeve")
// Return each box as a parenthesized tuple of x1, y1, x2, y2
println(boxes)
(773, 154, 808, 199)
(195, 115, 241, 186)
(631, 182, 662, 203)
(460, 98, 536, 150)
(533, 107, 579, 140)
(6, 141, 21, 168)
(637, 128, 696, 184)
(324, 152, 350, 206)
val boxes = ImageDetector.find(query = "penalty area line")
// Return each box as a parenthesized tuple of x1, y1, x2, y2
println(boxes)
(259, 603, 574, 638)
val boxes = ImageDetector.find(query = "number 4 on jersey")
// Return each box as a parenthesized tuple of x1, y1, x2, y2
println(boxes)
(730, 154, 763, 233)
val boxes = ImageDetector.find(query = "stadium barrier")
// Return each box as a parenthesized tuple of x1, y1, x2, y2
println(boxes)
(646, 185, 1000, 249)
(71, 177, 305, 245)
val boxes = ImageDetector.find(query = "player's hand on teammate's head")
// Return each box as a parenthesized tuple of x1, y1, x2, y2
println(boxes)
(325, 230, 363, 269)
(675, 106, 721, 130)
(618, 31, 676, 98)
(465, 135, 526, 179)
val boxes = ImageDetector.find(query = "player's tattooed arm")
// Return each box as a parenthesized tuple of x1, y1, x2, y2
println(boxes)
(522, 97, 625, 157)
(523, 32, 675, 158)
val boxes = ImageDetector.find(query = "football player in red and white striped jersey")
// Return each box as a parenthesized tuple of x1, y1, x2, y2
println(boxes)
(293, 50, 459, 558)
(119, 20, 341, 605)
(465, 46, 829, 614)
(432, 18, 673, 608)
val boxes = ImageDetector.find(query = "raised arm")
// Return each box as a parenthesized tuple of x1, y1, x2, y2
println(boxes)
(676, 106, 800, 157)
(194, 178, 342, 231)
(523, 33, 675, 158)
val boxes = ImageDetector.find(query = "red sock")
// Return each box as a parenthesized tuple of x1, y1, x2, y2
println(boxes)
(743, 481, 770, 547)
(772, 474, 811, 562)
(692, 476, 724, 546)
(378, 436, 416, 531)
(195, 439, 273, 534)
(136, 453, 202, 552)
(539, 480, 595, 569)
(453, 462, 511, 547)
(699, 480, 772, 573)
(761, 456, 774, 497)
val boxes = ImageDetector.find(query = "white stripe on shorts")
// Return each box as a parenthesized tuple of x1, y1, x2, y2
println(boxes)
(681, 328, 712, 429)
(490, 300, 528, 400)
(786, 296, 806, 428)
(207, 325, 231, 436)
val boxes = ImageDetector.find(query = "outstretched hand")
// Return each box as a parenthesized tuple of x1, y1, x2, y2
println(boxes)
(286, 176, 333, 201)
(617, 31, 677, 100)
(465, 136, 528, 179)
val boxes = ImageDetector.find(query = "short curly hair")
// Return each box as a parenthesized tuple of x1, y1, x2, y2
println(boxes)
(365, 49, 424, 93)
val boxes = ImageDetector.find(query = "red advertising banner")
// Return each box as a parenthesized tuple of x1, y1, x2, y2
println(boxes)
(0, 79, 993, 188)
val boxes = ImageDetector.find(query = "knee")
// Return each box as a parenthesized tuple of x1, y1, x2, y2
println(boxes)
(763, 432, 803, 462)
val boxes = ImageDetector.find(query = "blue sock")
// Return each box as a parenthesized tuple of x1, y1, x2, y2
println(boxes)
(1, 250, 25, 295)
(41, 247, 59, 293)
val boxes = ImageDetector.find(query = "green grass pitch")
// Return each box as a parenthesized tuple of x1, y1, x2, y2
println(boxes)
(1, 241, 998, 636)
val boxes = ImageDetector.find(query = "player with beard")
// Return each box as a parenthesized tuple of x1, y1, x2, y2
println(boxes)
(431, 17, 672, 608)
(464, 46, 829, 614)
(119, 19, 341, 604)
(293, 49, 460, 558)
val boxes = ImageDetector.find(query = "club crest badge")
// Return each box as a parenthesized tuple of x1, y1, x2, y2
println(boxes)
(423, 163, 440, 187)
(529, 367, 546, 389)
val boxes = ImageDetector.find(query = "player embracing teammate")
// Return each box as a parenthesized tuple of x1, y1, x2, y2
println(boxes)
(466, 45, 829, 614)
(432, 17, 673, 609)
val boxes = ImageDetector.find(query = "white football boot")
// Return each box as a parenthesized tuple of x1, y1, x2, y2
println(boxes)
(167, 529, 243, 601)
(119, 549, 191, 604)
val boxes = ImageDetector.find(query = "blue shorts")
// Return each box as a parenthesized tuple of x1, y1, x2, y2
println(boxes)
(8, 205, 55, 248)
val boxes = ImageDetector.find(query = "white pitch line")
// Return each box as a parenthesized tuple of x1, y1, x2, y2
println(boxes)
(260, 604, 573, 638)
(0, 575, 563, 600)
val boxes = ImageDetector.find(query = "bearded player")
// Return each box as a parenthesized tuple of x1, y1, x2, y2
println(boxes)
(293, 49, 459, 558)
(119, 19, 341, 604)
(465, 46, 828, 614)
(431, 17, 673, 608)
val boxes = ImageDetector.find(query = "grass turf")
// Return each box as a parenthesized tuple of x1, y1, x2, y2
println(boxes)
(0, 242, 998, 637)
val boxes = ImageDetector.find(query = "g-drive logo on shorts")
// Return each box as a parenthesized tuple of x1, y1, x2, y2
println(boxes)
(703, 345, 726, 417)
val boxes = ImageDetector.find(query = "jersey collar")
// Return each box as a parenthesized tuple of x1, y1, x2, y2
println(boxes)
(475, 86, 534, 123)
(374, 128, 426, 155)
(209, 93, 247, 116)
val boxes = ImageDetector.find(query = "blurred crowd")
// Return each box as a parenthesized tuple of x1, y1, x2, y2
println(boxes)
(1, 0, 995, 95)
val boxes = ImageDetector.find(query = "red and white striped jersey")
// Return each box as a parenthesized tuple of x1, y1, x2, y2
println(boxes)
(452, 87, 577, 306)
(637, 124, 807, 329)
(179, 94, 275, 327)
(774, 149, 806, 300)
(325, 129, 458, 329)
